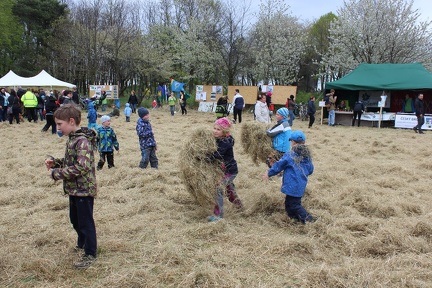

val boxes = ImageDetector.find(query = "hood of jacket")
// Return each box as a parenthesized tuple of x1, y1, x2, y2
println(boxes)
(70, 127, 97, 150)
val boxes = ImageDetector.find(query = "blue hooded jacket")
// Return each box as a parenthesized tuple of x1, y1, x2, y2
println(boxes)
(268, 145, 314, 197)
(87, 101, 97, 124)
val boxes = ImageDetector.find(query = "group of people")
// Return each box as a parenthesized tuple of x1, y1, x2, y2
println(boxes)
(324, 89, 366, 127)
(0, 86, 82, 128)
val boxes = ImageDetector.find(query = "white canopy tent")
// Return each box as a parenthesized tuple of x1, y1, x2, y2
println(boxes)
(0, 70, 75, 89)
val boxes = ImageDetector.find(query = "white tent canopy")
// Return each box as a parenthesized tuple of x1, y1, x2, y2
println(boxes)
(0, 70, 75, 88)
(0, 70, 28, 86)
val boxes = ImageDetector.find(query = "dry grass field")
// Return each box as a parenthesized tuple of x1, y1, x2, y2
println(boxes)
(1, 106, 432, 287)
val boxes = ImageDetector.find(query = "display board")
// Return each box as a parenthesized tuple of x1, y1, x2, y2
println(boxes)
(228, 85, 297, 105)
(195, 85, 224, 102)
(88, 85, 119, 99)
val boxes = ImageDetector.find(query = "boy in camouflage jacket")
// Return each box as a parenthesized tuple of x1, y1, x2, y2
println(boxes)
(45, 104, 98, 269)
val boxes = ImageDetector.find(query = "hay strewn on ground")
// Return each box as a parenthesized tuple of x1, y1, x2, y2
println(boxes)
(1, 107, 432, 287)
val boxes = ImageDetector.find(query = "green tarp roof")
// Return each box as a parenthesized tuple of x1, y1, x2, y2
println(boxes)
(325, 63, 432, 90)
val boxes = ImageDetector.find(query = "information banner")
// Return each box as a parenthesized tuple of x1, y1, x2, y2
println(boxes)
(395, 113, 432, 130)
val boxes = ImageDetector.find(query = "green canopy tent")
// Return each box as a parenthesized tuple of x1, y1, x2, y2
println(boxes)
(325, 63, 432, 90)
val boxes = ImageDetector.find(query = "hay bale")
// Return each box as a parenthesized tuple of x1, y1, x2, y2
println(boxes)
(240, 122, 273, 165)
(179, 128, 224, 207)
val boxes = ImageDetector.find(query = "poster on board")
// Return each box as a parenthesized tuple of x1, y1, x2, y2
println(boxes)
(89, 85, 119, 99)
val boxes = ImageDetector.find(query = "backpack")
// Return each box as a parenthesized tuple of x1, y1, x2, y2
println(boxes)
(215, 105, 227, 118)
(324, 95, 330, 108)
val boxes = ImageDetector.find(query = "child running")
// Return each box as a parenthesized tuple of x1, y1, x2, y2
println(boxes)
(205, 117, 243, 222)
(96, 115, 119, 170)
(263, 130, 315, 224)
(44, 104, 98, 269)
(136, 107, 158, 169)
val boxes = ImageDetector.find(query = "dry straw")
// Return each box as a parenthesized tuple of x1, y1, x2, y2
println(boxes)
(240, 121, 273, 165)
(178, 128, 224, 208)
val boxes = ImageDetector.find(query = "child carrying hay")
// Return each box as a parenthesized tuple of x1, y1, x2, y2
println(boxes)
(180, 117, 243, 222)
(262, 130, 315, 224)
(265, 107, 292, 167)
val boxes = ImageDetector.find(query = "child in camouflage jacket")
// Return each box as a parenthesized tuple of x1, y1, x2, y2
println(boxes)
(45, 104, 98, 269)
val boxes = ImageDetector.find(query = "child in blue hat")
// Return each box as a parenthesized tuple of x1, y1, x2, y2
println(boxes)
(266, 107, 292, 167)
(263, 130, 315, 224)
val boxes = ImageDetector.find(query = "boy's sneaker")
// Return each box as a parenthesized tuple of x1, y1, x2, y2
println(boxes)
(74, 254, 96, 269)
(207, 215, 223, 222)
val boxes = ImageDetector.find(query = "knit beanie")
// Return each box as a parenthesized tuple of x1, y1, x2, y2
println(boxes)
(215, 117, 232, 130)
(276, 107, 289, 119)
(138, 107, 149, 118)
(100, 115, 110, 123)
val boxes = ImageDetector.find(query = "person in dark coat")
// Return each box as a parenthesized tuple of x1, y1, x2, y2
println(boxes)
(413, 93, 425, 134)
(352, 99, 365, 127)
(307, 96, 316, 128)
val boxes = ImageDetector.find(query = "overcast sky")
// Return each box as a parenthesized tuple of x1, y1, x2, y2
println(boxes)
(247, 0, 432, 23)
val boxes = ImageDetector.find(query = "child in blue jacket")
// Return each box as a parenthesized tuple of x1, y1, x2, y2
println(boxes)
(124, 103, 132, 122)
(136, 107, 158, 169)
(96, 115, 119, 170)
(263, 130, 315, 223)
(87, 101, 98, 129)
(266, 107, 291, 167)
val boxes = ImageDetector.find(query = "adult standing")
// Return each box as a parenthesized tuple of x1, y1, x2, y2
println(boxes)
(286, 95, 296, 126)
(307, 96, 316, 128)
(7, 89, 21, 124)
(327, 89, 337, 126)
(352, 99, 365, 127)
(255, 94, 271, 123)
(128, 90, 138, 113)
(402, 94, 414, 113)
(232, 89, 245, 124)
(41, 94, 58, 134)
(72, 87, 80, 105)
(413, 93, 425, 134)
(0, 87, 8, 122)
(21, 89, 38, 122)
(179, 91, 187, 115)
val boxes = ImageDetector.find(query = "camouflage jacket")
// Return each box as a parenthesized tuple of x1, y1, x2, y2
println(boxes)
(51, 127, 98, 197)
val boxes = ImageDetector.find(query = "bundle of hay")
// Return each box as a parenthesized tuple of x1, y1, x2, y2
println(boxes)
(240, 122, 273, 165)
(179, 128, 224, 207)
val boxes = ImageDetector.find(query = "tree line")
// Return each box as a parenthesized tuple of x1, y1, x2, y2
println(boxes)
(0, 0, 431, 97)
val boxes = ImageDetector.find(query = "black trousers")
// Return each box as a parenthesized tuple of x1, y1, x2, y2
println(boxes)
(98, 152, 114, 169)
(308, 113, 315, 127)
(26, 107, 37, 122)
(352, 111, 362, 126)
(180, 104, 187, 115)
(69, 196, 97, 257)
(8, 107, 21, 124)
(42, 114, 56, 133)
(414, 115, 425, 132)
(233, 107, 243, 123)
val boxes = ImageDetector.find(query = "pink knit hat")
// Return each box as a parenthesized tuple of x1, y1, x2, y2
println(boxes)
(215, 117, 232, 130)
